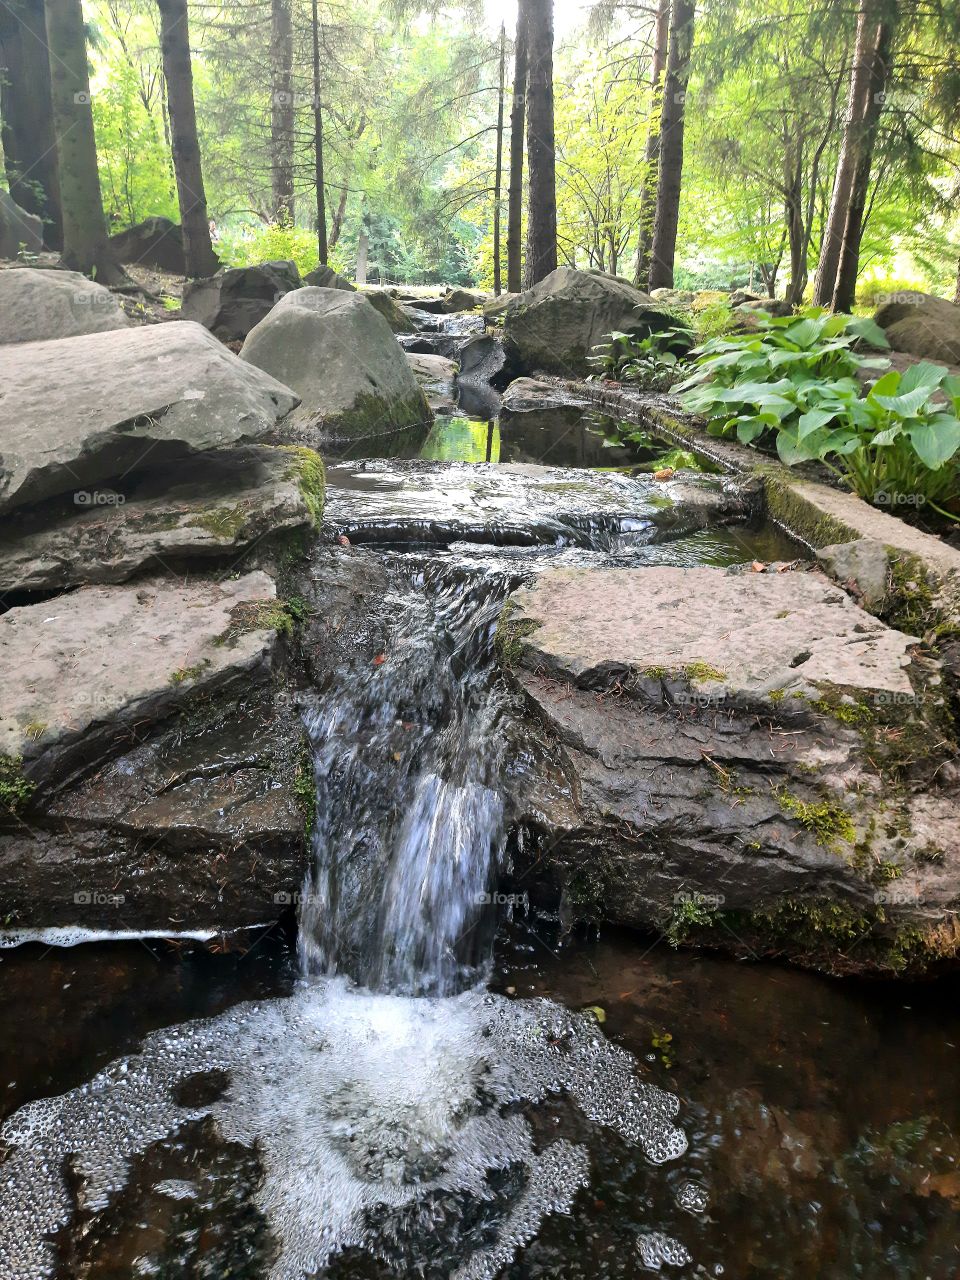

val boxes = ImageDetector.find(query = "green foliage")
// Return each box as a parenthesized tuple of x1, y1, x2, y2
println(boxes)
(93, 54, 177, 229)
(219, 221, 322, 277)
(677, 307, 960, 518)
(0, 755, 34, 812)
(587, 325, 696, 390)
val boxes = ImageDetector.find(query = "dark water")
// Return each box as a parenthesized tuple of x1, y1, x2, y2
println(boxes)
(0, 930, 957, 1278)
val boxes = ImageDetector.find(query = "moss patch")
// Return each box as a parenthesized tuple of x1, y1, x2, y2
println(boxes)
(776, 787, 856, 851)
(187, 504, 248, 541)
(279, 445, 326, 528)
(170, 659, 212, 685)
(495, 600, 542, 668)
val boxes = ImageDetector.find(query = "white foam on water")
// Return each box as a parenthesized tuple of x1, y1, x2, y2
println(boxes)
(0, 926, 230, 949)
(0, 979, 690, 1278)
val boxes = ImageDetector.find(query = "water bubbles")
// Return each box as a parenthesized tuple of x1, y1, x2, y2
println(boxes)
(676, 1180, 710, 1214)
(0, 980, 690, 1279)
(637, 1230, 694, 1270)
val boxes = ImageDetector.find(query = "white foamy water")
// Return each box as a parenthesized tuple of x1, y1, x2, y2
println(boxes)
(0, 979, 689, 1278)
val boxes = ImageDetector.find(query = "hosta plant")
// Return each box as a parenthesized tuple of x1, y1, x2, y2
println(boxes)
(675, 308, 960, 519)
(588, 325, 696, 391)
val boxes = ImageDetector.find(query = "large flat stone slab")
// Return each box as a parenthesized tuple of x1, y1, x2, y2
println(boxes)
(0, 322, 299, 515)
(0, 570, 279, 788)
(503, 564, 960, 975)
(506, 565, 917, 703)
(0, 445, 323, 591)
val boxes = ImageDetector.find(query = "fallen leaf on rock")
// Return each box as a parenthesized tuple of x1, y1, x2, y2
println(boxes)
(751, 561, 766, 572)
(337, 534, 351, 547)
(653, 467, 675, 480)
(373, 654, 386, 666)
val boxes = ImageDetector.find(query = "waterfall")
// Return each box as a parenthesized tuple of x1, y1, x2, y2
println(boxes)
(298, 561, 511, 995)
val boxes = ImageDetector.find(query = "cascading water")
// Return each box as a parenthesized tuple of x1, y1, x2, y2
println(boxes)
(0, 518, 697, 1278)
(298, 562, 510, 995)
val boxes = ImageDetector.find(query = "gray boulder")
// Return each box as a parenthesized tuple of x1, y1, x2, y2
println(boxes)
(483, 292, 517, 323)
(0, 190, 43, 258)
(0, 445, 323, 592)
(303, 263, 355, 290)
(0, 267, 130, 344)
(362, 286, 415, 333)
(0, 321, 299, 515)
(501, 267, 675, 377)
(874, 291, 960, 365)
(108, 215, 189, 274)
(181, 260, 302, 341)
(240, 287, 430, 439)
(406, 351, 458, 412)
(503, 565, 960, 975)
(442, 287, 487, 313)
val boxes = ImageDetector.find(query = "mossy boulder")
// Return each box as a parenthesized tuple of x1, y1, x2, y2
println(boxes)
(240, 287, 431, 440)
(874, 291, 960, 366)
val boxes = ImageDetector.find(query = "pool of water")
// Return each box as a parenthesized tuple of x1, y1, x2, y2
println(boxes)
(1, 929, 957, 1278)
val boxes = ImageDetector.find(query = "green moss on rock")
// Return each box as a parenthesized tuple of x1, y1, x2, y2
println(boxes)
(0, 754, 34, 812)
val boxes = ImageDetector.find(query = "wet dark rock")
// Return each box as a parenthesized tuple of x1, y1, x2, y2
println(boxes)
(503, 564, 960, 974)
(406, 352, 458, 412)
(322, 459, 751, 549)
(0, 445, 321, 591)
(181, 261, 303, 342)
(458, 333, 516, 390)
(108, 216, 189, 274)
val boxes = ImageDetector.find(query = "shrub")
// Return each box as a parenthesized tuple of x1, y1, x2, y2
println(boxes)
(218, 220, 321, 278)
(587, 325, 696, 390)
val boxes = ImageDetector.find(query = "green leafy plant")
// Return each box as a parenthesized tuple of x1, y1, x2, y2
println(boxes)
(676, 308, 960, 519)
(587, 325, 696, 390)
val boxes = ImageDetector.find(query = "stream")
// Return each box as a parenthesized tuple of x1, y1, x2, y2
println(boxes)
(0, 399, 958, 1279)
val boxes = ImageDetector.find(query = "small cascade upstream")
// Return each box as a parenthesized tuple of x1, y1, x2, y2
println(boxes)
(298, 562, 511, 994)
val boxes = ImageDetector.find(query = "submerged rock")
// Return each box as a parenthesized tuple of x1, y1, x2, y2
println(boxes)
(0, 321, 299, 515)
(240, 287, 430, 440)
(0, 445, 322, 591)
(503, 564, 960, 974)
(501, 267, 675, 377)
(0, 267, 130, 344)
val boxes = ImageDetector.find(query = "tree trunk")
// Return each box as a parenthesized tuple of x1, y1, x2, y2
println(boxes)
(356, 225, 368, 284)
(831, 9, 895, 312)
(522, 0, 557, 288)
(328, 186, 348, 251)
(44, 0, 124, 280)
(492, 23, 506, 295)
(311, 0, 327, 264)
(0, 0, 62, 247)
(647, 0, 695, 291)
(271, 0, 295, 223)
(633, 0, 670, 287)
(954, 256, 960, 307)
(157, 0, 218, 278)
(506, 7, 528, 293)
(783, 145, 807, 305)
(811, 0, 886, 307)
